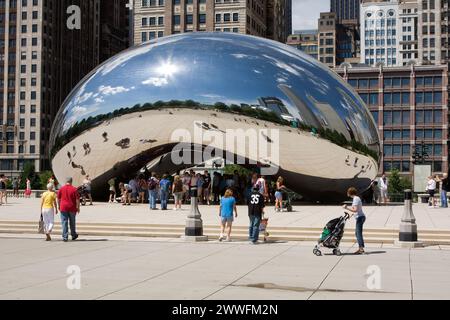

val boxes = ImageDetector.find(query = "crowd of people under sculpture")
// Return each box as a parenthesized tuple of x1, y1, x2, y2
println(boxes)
(107, 170, 288, 212)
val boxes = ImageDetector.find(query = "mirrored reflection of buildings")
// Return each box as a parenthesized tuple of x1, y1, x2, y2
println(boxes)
(286, 30, 318, 60)
(318, 12, 360, 68)
(133, 0, 292, 45)
(336, 64, 448, 177)
(0, 0, 129, 176)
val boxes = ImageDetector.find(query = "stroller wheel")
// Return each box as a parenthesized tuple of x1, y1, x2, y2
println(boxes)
(313, 248, 322, 256)
(333, 249, 342, 256)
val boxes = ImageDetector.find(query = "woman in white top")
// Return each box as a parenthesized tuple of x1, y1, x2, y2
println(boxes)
(426, 176, 437, 208)
(343, 187, 366, 255)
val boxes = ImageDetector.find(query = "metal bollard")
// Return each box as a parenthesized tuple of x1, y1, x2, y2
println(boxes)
(395, 189, 423, 248)
(183, 188, 208, 242)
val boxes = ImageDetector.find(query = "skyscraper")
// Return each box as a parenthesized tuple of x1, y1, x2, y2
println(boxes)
(133, 0, 292, 45)
(317, 11, 360, 67)
(331, 0, 361, 22)
(99, 0, 130, 63)
(360, 0, 420, 67)
(418, 0, 449, 66)
(0, 0, 129, 174)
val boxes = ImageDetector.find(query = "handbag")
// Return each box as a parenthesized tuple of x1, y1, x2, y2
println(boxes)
(38, 213, 45, 234)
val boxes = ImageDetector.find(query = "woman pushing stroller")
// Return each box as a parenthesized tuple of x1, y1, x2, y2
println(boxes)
(343, 187, 366, 255)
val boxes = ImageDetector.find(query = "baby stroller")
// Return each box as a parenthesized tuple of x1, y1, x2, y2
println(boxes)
(259, 218, 270, 242)
(280, 188, 300, 212)
(313, 213, 350, 256)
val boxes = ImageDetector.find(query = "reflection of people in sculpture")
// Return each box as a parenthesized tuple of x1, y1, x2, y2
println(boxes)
(83, 143, 91, 155)
(67, 151, 72, 164)
(102, 132, 108, 142)
(116, 138, 130, 149)
(345, 155, 350, 165)
(353, 157, 359, 167)
(72, 146, 77, 157)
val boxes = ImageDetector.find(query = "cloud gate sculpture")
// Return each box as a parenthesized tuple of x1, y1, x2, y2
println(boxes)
(50, 33, 380, 202)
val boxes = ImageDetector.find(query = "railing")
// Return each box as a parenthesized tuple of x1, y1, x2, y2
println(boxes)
(4, 190, 45, 198)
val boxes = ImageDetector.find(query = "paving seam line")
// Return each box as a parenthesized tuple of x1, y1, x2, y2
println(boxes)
(0, 241, 183, 297)
(201, 243, 298, 300)
(94, 242, 241, 300)
(0, 241, 124, 273)
(306, 242, 357, 300)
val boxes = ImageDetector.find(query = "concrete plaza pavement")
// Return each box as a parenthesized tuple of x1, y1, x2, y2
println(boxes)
(2, 197, 450, 231)
(0, 234, 449, 300)
(1, 199, 450, 300)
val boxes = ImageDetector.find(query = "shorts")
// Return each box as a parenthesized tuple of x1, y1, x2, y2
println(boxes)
(109, 190, 116, 195)
(275, 191, 283, 200)
(428, 189, 436, 197)
(380, 189, 388, 199)
(174, 192, 183, 202)
(221, 217, 234, 223)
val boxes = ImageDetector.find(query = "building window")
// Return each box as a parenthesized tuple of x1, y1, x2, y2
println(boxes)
(199, 14, 206, 24)
(173, 15, 180, 25)
(185, 14, 193, 25)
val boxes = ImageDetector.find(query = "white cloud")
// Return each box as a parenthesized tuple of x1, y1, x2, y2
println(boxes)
(98, 85, 131, 96)
(77, 92, 93, 104)
(142, 77, 169, 87)
(231, 53, 249, 59)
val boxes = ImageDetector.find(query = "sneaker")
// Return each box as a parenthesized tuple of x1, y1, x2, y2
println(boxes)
(72, 235, 79, 241)
(354, 248, 364, 255)
(63, 239, 68, 242)
(219, 235, 224, 242)
(45, 234, 51, 241)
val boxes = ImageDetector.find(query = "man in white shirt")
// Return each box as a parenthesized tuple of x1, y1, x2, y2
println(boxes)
(426, 176, 437, 208)
(378, 173, 388, 204)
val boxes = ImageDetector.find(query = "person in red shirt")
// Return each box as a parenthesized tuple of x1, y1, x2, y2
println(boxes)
(57, 177, 80, 242)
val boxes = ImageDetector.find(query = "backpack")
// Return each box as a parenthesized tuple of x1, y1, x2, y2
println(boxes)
(174, 180, 183, 193)
(148, 178, 158, 190)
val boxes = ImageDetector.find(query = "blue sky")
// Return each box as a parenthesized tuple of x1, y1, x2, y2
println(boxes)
(292, 0, 329, 31)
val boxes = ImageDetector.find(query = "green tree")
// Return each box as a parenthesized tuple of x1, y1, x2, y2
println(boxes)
(20, 162, 40, 189)
(224, 164, 252, 176)
(388, 169, 412, 195)
(39, 171, 54, 190)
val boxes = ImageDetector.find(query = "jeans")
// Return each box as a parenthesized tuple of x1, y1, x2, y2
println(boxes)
(249, 215, 262, 242)
(355, 216, 366, 248)
(149, 190, 157, 209)
(440, 190, 448, 207)
(60, 212, 77, 240)
(160, 190, 168, 210)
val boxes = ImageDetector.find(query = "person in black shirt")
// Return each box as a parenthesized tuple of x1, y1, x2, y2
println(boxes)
(248, 186, 265, 244)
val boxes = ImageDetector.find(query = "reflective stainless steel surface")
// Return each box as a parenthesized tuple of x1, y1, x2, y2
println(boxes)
(50, 32, 380, 201)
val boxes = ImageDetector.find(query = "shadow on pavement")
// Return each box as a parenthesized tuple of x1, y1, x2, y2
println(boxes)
(324, 250, 387, 256)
